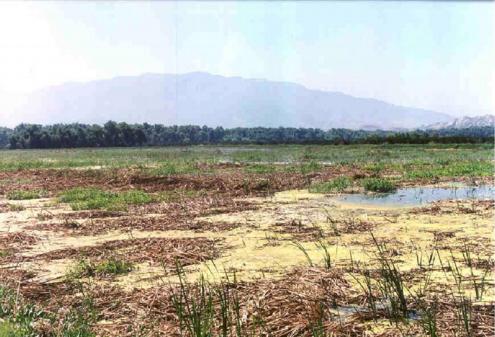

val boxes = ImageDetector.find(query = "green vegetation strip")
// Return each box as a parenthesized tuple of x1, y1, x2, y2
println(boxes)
(309, 177, 352, 193)
(59, 188, 153, 211)
(6, 189, 47, 200)
(0, 145, 492, 184)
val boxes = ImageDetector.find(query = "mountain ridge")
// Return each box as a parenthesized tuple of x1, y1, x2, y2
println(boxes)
(9, 72, 455, 130)
(423, 114, 494, 130)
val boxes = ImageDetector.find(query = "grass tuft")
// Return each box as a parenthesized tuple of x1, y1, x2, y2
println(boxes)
(361, 178, 396, 193)
(8, 204, 26, 212)
(309, 177, 352, 193)
(67, 258, 134, 279)
(59, 187, 153, 211)
(6, 189, 47, 200)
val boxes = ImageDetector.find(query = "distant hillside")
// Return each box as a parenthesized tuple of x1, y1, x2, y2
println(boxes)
(424, 115, 494, 130)
(9, 72, 454, 130)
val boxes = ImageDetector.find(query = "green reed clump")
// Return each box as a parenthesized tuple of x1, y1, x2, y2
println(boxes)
(66, 258, 133, 279)
(309, 177, 352, 193)
(316, 241, 332, 270)
(417, 298, 439, 337)
(371, 234, 408, 321)
(59, 187, 153, 211)
(458, 243, 490, 301)
(171, 264, 257, 337)
(362, 178, 396, 193)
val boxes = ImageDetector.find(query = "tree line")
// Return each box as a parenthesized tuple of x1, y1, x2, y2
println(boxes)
(1, 121, 493, 149)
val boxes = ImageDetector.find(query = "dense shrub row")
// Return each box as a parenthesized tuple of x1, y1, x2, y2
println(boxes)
(2, 122, 493, 149)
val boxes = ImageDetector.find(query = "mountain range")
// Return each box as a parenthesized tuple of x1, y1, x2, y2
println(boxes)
(424, 115, 494, 130)
(3, 72, 489, 130)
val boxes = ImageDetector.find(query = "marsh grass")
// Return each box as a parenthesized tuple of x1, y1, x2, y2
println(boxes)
(171, 264, 258, 337)
(417, 298, 439, 337)
(405, 161, 492, 180)
(350, 234, 409, 321)
(363, 162, 385, 175)
(293, 242, 314, 267)
(371, 234, 408, 321)
(0, 285, 45, 336)
(149, 161, 202, 176)
(348, 261, 378, 317)
(458, 243, 490, 301)
(414, 247, 436, 271)
(309, 177, 352, 193)
(0, 145, 492, 182)
(361, 178, 396, 193)
(244, 164, 277, 174)
(66, 258, 134, 279)
(59, 187, 153, 211)
(6, 189, 47, 200)
(8, 204, 25, 212)
(298, 161, 322, 174)
(0, 283, 95, 337)
(316, 241, 332, 269)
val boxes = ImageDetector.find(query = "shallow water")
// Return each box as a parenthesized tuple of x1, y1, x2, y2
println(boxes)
(336, 185, 495, 206)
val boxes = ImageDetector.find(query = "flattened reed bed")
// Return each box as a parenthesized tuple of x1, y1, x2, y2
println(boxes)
(28, 196, 253, 235)
(1, 263, 494, 337)
(0, 165, 359, 198)
(0, 232, 39, 262)
(59, 210, 128, 220)
(127, 171, 317, 197)
(0, 168, 117, 195)
(134, 197, 257, 217)
(88, 267, 359, 337)
(0, 232, 38, 247)
(28, 217, 242, 236)
(30, 237, 225, 268)
(95, 267, 492, 337)
(271, 220, 325, 242)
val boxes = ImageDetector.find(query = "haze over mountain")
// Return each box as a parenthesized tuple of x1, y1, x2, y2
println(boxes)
(6, 72, 455, 130)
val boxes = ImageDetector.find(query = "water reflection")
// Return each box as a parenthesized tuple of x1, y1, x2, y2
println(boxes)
(336, 185, 495, 206)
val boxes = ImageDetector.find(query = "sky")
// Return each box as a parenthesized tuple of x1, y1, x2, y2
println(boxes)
(0, 1, 493, 118)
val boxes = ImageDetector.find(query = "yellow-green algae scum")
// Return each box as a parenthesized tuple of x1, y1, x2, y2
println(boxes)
(107, 189, 493, 302)
(3, 188, 493, 303)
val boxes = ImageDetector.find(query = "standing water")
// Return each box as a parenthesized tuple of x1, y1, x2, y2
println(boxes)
(336, 185, 495, 207)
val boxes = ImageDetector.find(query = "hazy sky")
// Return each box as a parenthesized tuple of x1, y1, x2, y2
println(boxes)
(0, 1, 493, 117)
